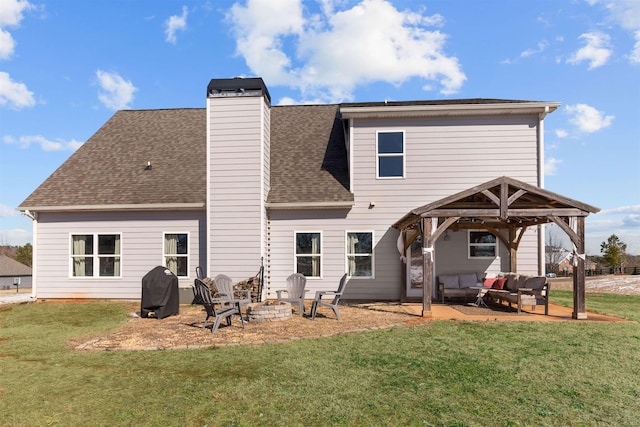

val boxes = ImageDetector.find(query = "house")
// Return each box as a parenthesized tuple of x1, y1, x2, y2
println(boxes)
(19, 77, 599, 314)
(0, 255, 32, 290)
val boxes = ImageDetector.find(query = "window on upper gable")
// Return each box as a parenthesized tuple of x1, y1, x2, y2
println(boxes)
(71, 233, 121, 277)
(377, 131, 404, 178)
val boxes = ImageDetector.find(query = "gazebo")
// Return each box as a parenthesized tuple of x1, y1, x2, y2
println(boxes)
(393, 176, 600, 319)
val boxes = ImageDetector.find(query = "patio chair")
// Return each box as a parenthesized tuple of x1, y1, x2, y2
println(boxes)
(214, 274, 252, 308)
(196, 266, 205, 280)
(310, 274, 348, 320)
(193, 278, 244, 333)
(276, 273, 307, 315)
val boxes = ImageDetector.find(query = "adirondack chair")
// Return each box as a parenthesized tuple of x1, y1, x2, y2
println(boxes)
(310, 274, 348, 320)
(276, 273, 307, 315)
(193, 278, 244, 333)
(214, 274, 252, 308)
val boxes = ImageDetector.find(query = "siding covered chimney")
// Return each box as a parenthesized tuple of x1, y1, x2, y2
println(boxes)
(206, 77, 271, 281)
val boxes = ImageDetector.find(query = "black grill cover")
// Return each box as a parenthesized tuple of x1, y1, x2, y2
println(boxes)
(140, 266, 179, 319)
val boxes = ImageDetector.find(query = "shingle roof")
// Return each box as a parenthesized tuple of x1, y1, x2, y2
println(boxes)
(0, 255, 32, 276)
(19, 109, 207, 209)
(267, 104, 352, 205)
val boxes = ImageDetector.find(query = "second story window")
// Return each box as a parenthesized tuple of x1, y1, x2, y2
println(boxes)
(377, 131, 404, 178)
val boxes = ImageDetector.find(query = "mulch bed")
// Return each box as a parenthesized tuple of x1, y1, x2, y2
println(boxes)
(70, 302, 422, 352)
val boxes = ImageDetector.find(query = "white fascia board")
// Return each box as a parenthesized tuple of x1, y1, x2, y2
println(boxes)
(18, 203, 205, 212)
(266, 201, 354, 210)
(340, 102, 562, 119)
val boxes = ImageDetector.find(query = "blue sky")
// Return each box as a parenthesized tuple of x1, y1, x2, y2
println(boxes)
(0, 0, 639, 255)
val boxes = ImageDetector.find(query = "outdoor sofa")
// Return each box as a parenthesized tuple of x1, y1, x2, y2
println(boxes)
(437, 273, 482, 304)
(485, 273, 549, 315)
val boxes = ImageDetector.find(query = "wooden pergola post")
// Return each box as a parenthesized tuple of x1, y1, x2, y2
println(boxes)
(573, 217, 587, 319)
(421, 217, 433, 317)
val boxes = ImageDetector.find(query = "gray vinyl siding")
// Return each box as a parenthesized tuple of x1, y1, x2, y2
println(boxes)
(32, 210, 205, 299)
(207, 96, 268, 283)
(267, 209, 400, 300)
(267, 114, 542, 300)
(352, 114, 541, 280)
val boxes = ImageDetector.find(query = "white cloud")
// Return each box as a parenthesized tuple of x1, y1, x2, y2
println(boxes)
(165, 5, 188, 44)
(521, 41, 547, 58)
(599, 205, 640, 215)
(564, 103, 614, 133)
(0, 0, 34, 60)
(567, 32, 612, 69)
(544, 157, 561, 176)
(95, 70, 137, 110)
(3, 134, 83, 151)
(0, 227, 31, 246)
(0, 71, 35, 109)
(227, 0, 465, 102)
(555, 129, 568, 138)
(587, 0, 640, 63)
(0, 203, 19, 217)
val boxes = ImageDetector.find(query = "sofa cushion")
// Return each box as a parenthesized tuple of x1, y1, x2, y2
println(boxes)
(439, 274, 459, 289)
(483, 278, 497, 288)
(504, 273, 519, 292)
(525, 276, 546, 290)
(517, 275, 529, 289)
(492, 277, 507, 289)
(459, 273, 478, 288)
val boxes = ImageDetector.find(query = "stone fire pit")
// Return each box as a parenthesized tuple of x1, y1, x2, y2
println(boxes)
(246, 301, 292, 322)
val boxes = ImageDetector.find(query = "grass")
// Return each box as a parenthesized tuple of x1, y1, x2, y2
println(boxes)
(1, 296, 639, 426)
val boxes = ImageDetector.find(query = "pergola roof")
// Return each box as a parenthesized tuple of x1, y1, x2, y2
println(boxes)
(393, 176, 600, 231)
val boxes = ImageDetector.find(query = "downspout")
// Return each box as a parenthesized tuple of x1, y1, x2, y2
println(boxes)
(537, 106, 549, 276)
(22, 210, 37, 299)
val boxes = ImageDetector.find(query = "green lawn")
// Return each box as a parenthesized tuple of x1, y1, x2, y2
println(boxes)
(1, 295, 639, 426)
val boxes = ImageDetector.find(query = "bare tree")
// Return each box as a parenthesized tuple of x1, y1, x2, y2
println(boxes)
(545, 225, 566, 274)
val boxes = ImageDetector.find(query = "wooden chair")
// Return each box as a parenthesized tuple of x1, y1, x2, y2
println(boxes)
(193, 279, 244, 333)
(276, 273, 307, 315)
(310, 274, 348, 320)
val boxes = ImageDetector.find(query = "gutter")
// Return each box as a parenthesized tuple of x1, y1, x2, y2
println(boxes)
(341, 102, 561, 119)
(266, 201, 355, 210)
(18, 203, 205, 212)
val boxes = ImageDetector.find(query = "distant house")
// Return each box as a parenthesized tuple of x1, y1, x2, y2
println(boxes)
(20, 77, 598, 307)
(0, 255, 32, 290)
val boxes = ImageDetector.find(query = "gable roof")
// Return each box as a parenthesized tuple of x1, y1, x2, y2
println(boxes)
(393, 176, 600, 230)
(0, 255, 32, 276)
(267, 104, 353, 207)
(19, 105, 353, 211)
(20, 109, 207, 211)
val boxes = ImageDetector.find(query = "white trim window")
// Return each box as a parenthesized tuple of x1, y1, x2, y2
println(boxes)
(346, 231, 374, 278)
(71, 233, 121, 277)
(295, 232, 321, 277)
(468, 230, 497, 258)
(163, 233, 189, 277)
(376, 131, 405, 178)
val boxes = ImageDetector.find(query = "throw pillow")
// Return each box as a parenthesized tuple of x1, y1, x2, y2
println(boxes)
(483, 278, 497, 288)
(492, 278, 507, 290)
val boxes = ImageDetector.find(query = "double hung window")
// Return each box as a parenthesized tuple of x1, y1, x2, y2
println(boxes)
(164, 233, 188, 277)
(377, 131, 404, 178)
(468, 231, 497, 258)
(295, 232, 321, 277)
(71, 234, 121, 277)
(346, 232, 373, 278)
